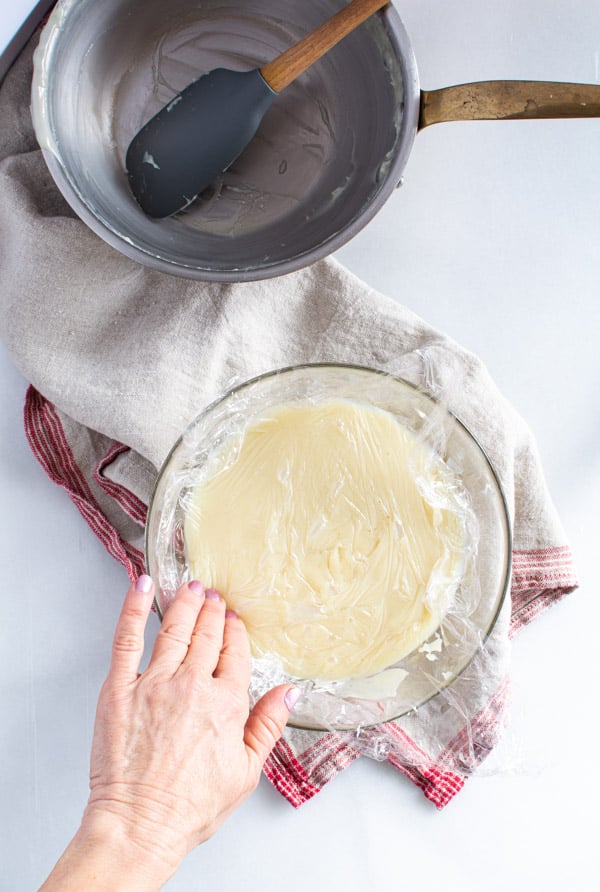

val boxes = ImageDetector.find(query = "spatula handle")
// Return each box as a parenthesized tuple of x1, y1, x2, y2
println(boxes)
(261, 0, 389, 94)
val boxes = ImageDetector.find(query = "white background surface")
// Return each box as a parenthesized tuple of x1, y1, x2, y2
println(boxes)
(1, 1, 599, 889)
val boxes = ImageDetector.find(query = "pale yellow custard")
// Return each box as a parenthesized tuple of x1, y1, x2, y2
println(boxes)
(184, 400, 467, 681)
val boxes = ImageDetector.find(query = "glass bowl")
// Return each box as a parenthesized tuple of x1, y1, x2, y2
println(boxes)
(146, 364, 511, 730)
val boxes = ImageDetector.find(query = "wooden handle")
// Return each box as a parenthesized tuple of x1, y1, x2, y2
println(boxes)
(261, 0, 389, 94)
(419, 80, 600, 129)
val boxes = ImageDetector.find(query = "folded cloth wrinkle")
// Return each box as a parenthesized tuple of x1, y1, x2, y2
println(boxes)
(2, 36, 578, 808)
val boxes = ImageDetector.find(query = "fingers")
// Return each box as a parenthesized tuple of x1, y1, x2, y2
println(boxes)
(244, 686, 301, 768)
(184, 589, 227, 675)
(150, 583, 239, 679)
(211, 608, 252, 687)
(150, 580, 206, 673)
(109, 575, 155, 684)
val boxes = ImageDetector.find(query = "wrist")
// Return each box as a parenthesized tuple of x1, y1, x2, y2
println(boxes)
(39, 808, 181, 892)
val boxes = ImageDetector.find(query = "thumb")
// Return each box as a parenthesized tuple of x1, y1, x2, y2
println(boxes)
(244, 685, 301, 767)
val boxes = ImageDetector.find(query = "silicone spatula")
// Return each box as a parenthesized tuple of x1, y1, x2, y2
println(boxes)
(126, 0, 389, 218)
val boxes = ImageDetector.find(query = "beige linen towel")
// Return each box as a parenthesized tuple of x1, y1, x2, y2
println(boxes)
(0, 40, 577, 807)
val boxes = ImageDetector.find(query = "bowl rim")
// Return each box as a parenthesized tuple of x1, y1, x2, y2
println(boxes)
(145, 361, 513, 730)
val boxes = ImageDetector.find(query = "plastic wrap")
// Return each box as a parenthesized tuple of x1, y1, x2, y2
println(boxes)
(146, 363, 510, 739)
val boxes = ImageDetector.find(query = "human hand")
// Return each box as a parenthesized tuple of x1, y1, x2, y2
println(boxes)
(40, 576, 298, 890)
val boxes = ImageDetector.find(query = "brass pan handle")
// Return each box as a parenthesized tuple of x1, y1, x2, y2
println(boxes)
(419, 80, 600, 129)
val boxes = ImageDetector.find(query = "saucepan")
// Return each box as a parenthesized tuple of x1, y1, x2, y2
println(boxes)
(32, 0, 600, 282)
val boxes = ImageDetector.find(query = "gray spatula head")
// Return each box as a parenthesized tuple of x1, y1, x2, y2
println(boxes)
(126, 68, 277, 218)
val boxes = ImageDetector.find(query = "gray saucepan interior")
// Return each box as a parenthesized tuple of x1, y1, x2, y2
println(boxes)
(33, 0, 419, 280)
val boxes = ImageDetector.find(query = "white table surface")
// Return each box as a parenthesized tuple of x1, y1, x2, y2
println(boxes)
(1, 1, 599, 890)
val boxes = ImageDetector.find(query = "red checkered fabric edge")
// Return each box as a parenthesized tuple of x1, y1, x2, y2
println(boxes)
(509, 546, 578, 638)
(23, 386, 145, 581)
(93, 442, 148, 528)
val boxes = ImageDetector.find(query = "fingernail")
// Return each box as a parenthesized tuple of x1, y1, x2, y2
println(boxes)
(204, 588, 222, 601)
(135, 574, 153, 593)
(188, 580, 205, 596)
(284, 687, 302, 711)
(225, 608, 237, 619)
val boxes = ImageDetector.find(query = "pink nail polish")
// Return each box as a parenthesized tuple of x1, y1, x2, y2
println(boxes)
(225, 608, 237, 619)
(204, 589, 221, 601)
(284, 687, 301, 711)
(188, 580, 205, 596)
(135, 574, 153, 593)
